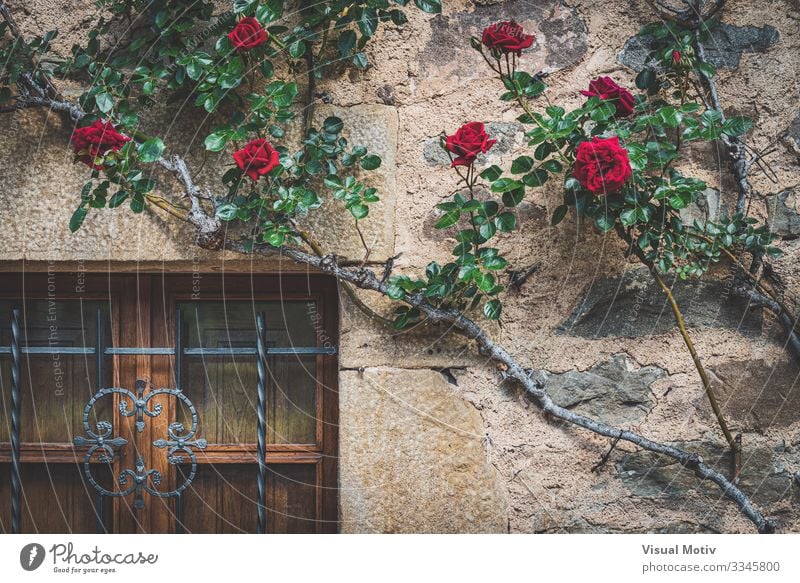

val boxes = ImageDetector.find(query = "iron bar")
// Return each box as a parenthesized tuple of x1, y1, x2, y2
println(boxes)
(255, 311, 267, 535)
(175, 309, 182, 392)
(175, 493, 184, 534)
(10, 309, 22, 534)
(95, 308, 103, 392)
(95, 493, 105, 534)
(0, 346, 95, 355)
(0, 346, 337, 356)
(106, 347, 174, 355)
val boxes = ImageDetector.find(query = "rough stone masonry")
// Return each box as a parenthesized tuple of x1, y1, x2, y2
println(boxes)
(1, 0, 799, 532)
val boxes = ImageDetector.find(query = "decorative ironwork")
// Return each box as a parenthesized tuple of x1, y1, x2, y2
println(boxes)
(73, 379, 207, 510)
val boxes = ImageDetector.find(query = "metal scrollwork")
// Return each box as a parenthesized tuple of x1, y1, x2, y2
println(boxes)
(73, 379, 206, 510)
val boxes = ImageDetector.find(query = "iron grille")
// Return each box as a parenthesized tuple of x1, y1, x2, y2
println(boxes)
(1, 307, 336, 534)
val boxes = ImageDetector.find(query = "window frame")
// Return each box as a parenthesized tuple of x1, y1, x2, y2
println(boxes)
(0, 272, 339, 534)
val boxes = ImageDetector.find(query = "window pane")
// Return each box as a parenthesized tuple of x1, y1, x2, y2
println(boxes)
(0, 463, 112, 534)
(266, 356, 317, 444)
(179, 302, 319, 445)
(181, 301, 317, 349)
(0, 301, 111, 443)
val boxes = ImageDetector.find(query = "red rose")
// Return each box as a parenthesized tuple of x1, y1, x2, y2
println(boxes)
(70, 120, 131, 169)
(580, 76, 635, 118)
(481, 20, 535, 55)
(233, 139, 280, 181)
(444, 122, 496, 167)
(228, 17, 268, 51)
(672, 50, 682, 66)
(573, 136, 632, 195)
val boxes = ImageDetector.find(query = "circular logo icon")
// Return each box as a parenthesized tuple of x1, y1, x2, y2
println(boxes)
(20, 543, 46, 571)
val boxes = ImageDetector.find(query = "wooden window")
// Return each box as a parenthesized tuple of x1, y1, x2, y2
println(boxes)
(0, 273, 338, 533)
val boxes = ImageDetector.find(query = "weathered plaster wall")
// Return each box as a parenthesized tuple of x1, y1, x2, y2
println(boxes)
(1, 0, 799, 532)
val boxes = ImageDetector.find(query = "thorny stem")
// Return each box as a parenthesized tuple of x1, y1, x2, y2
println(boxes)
(651, 268, 737, 451)
(618, 226, 738, 458)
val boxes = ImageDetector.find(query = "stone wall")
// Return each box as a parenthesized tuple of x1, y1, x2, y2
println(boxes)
(1, 0, 799, 532)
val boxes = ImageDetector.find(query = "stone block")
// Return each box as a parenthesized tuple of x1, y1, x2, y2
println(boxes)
(619, 23, 779, 71)
(339, 367, 508, 532)
(767, 189, 800, 237)
(559, 267, 762, 338)
(302, 104, 398, 262)
(618, 441, 793, 506)
(538, 354, 665, 426)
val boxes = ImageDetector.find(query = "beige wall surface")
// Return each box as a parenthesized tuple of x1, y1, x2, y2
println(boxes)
(1, 0, 799, 532)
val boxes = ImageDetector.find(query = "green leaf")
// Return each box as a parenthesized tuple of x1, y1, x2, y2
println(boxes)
(414, 0, 442, 13)
(108, 190, 129, 208)
(323, 116, 344, 134)
(523, 169, 548, 187)
(722, 116, 753, 137)
(204, 131, 228, 152)
(138, 137, 165, 163)
(510, 156, 534, 174)
(491, 178, 523, 193)
(216, 203, 238, 221)
(483, 299, 502, 320)
(69, 206, 88, 232)
(696, 61, 715, 79)
(360, 155, 382, 170)
(95, 92, 113, 113)
(502, 188, 525, 207)
(495, 212, 516, 232)
(350, 203, 369, 220)
(479, 165, 502, 181)
(130, 194, 145, 213)
(352, 52, 368, 69)
(635, 68, 656, 90)
(338, 30, 356, 56)
(435, 210, 461, 229)
(594, 213, 615, 232)
(619, 208, 637, 227)
(386, 283, 405, 301)
(701, 109, 723, 126)
(289, 40, 306, 59)
(551, 205, 568, 226)
(358, 8, 379, 38)
(542, 159, 562, 173)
